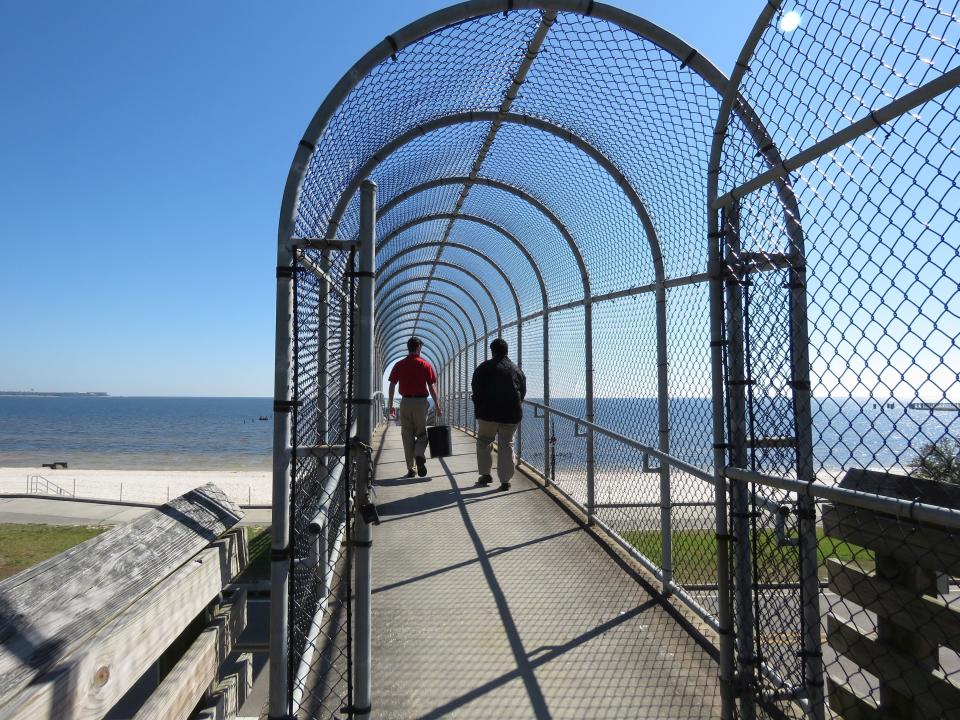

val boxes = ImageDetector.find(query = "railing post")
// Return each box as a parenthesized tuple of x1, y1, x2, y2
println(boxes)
(725, 203, 756, 720)
(269, 242, 294, 719)
(352, 179, 377, 719)
(787, 198, 824, 720)
(656, 280, 672, 595)
(585, 299, 596, 525)
(456, 348, 462, 429)
(543, 313, 551, 484)
(516, 321, 523, 464)
(710, 206, 736, 720)
(318, 252, 330, 449)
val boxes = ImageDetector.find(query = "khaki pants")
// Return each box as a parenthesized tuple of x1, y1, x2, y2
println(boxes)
(399, 397, 430, 470)
(476, 419, 518, 483)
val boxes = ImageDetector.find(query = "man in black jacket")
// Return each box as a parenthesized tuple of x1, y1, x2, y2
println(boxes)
(472, 338, 526, 490)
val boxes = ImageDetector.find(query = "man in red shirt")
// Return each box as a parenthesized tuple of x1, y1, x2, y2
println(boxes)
(387, 336, 443, 478)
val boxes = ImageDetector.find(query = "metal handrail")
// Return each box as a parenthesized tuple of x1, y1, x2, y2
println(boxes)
(522, 400, 715, 486)
(726, 466, 960, 531)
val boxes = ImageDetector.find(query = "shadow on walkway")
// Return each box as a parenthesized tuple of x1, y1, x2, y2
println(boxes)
(362, 425, 721, 719)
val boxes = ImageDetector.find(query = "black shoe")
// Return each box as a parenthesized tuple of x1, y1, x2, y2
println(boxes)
(498, 482, 511, 492)
(415, 456, 427, 477)
(476, 474, 493, 486)
(405, 469, 416, 478)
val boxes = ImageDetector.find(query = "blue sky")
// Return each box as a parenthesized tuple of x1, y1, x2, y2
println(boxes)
(0, 1, 759, 396)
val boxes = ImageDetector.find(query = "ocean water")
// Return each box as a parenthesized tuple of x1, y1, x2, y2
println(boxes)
(2, 394, 958, 475)
(513, 396, 960, 477)
(0, 396, 273, 470)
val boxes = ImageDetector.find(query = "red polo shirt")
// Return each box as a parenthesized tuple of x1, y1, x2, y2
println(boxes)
(389, 355, 437, 397)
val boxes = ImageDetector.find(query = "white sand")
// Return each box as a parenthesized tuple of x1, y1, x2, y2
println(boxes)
(0, 466, 271, 506)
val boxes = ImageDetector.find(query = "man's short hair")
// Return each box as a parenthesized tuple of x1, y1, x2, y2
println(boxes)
(407, 336, 423, 353)
(490, 338, 508, 357)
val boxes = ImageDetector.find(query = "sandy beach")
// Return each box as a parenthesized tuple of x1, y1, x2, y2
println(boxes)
(0, 466, 271, 506)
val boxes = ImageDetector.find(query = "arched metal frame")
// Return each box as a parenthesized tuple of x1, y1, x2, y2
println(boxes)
(377, 276, 492, 424)
(381, 316, 457, 364)
(274, 5, 768, 718)
(377, 260, 507, 333)
(378, 277, 490, 343)
(378, 303, 469, 355)
(272, 3, 842, 719)
(378, 305, 470, 408)
(376, 288, 480, 428)
(378, 289, 478, 341)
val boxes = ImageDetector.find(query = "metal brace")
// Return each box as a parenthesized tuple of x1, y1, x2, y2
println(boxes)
(642, 452, 661, 474)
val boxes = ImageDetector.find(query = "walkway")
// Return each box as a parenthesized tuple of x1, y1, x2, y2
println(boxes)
(370, 424, 721, 719)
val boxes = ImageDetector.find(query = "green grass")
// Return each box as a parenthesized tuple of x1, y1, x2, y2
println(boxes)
(237, 525, 270, 583)
(0, 523, 275, 585)
(622, 528, 872, 585)
(0, 523, 106, 580)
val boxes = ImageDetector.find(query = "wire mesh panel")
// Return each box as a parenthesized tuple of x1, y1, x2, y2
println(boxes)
(279, 1, 960, 717)
(289, 248, 355, 719)
(715, 1, 960, 717)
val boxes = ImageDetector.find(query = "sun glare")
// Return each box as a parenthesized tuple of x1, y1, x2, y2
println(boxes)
(779, 10, 802, 32)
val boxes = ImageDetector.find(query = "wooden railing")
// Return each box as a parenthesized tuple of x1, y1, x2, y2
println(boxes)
(0, 483, 254, 720)
(825, 470, 960, 719)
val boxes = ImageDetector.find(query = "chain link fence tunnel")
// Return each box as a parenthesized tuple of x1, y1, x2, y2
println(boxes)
(272, 1, 960, 718)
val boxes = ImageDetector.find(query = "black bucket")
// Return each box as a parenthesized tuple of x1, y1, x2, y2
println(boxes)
(427, 425, 452, 458)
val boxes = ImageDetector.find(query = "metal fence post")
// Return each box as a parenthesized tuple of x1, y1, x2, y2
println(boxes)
(725, 203, 756, 720)
(786, 202, 824, 720)
(458, 347, 463, 429)
(352, 179, 377, 719)
(710, 206, 736, 720)
(516, 320, 523, 464)
(318, 252, 330, 449)
(585, 299, 596, 525)
(269, 243, 295, 719)
(656, 281, 672, 595)
(543, 313, 551, 483)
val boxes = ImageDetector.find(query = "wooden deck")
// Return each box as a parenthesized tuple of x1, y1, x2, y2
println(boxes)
(368, 424, 721, 719)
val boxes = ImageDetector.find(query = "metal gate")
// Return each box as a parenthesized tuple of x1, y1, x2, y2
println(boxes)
(721, 203, 823, 719)
(288, 244, 357, 718)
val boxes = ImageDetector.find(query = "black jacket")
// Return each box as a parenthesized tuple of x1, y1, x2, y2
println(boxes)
(471, 355, 526, 424)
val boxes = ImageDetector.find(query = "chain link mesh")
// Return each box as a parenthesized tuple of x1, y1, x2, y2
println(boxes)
(283, 1, 960, 716)
(289, 249, 354, 719)
(717, 1, 960, 717)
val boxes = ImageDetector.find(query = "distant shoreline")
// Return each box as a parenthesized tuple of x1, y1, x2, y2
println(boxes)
(0, 391, 108, 397)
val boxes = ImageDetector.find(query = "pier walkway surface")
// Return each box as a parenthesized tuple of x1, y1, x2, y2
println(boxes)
(368, 424, 720, 719)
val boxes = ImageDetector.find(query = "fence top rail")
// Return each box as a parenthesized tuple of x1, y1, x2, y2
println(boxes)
(725, 466, 960, 532)
(522, 399, 715, 485)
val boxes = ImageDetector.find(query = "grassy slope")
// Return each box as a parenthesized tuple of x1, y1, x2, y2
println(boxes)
(0, 523, 106, 580)
(622, 528, 871, 585)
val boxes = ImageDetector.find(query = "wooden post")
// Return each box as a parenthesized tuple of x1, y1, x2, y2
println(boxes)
(875, 554, 940, 716)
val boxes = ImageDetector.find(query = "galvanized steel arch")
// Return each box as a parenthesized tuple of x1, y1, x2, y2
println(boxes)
(377, 260, 506, 332)
(378, 302, 469, 354)
(376, 211, 549, 309)
(377, 277, 490, 343)
(378, 307, 465, 357)
(378, 242, 524, 322)
(382, 318, 457, 364)
(323, 110, 670, 291)
(377, 289, 478, 342)
(278, 0, 752, 255)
